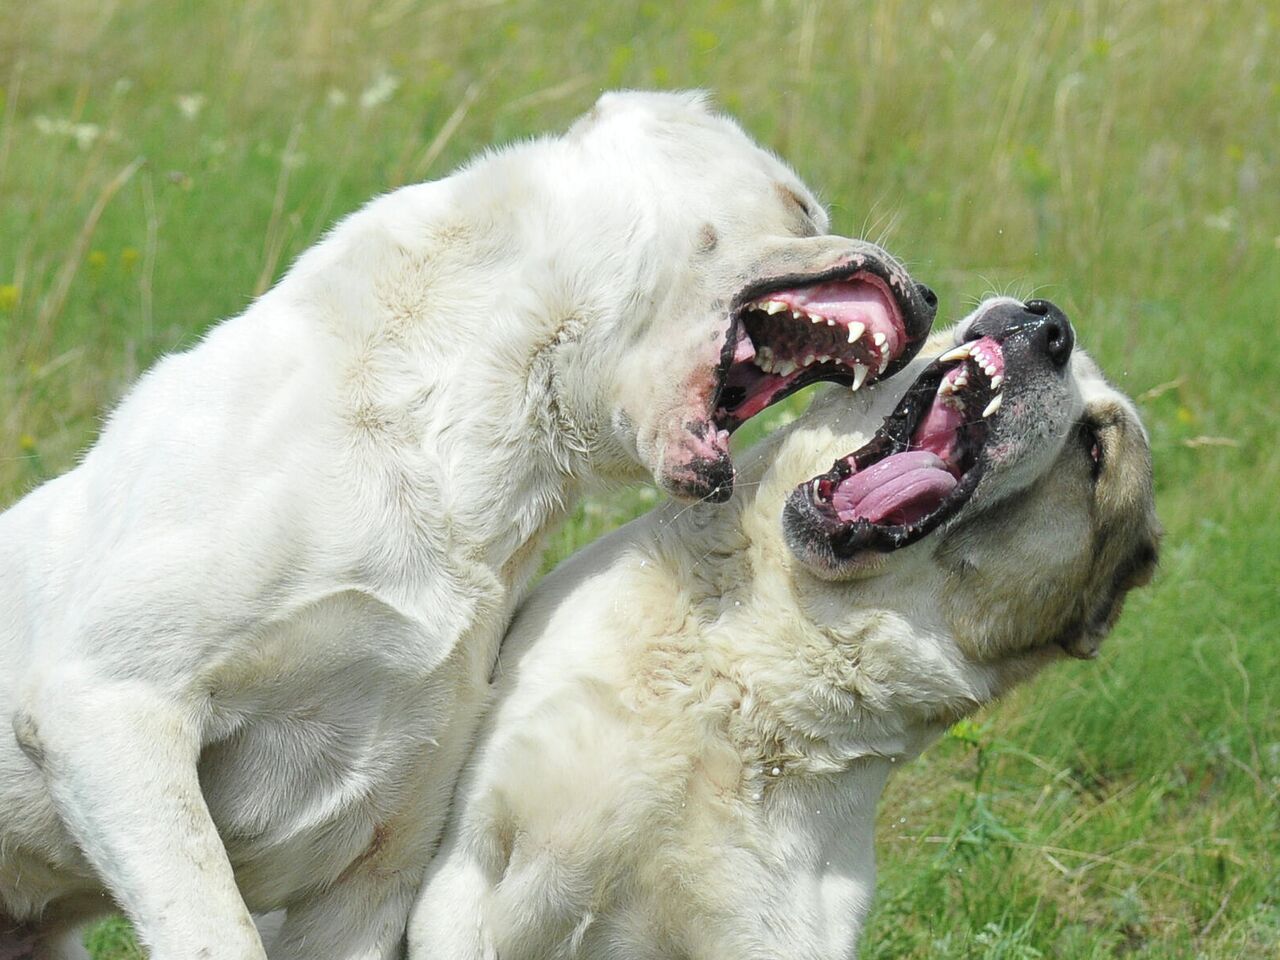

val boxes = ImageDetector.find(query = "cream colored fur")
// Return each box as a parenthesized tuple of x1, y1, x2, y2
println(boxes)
(407, 302, 1160, 959)
(0, 91, 920, 960)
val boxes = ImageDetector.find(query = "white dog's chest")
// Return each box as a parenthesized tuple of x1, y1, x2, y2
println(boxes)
(193, 587, 501, 907)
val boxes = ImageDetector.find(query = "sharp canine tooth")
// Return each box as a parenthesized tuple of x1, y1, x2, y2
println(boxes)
(878, 351, 890, 374)
(983, 394, 1003, 417)
(846, 321, 865, 344)
(851, 363, 869, 390)
(938, 344, 972, 363)
(991, 374, 1004, 389)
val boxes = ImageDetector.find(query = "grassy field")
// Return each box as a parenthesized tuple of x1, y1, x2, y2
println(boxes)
(2, 0, 1277, 956)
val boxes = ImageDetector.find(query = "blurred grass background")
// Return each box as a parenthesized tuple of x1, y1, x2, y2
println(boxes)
(2, 0, 1276, 956)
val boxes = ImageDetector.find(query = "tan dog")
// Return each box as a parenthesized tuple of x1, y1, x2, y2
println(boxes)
(408, 297, 1160, 959)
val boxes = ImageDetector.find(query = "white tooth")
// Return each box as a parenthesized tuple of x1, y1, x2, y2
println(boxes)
(939, 380, 955, 395)
(954, 371, 969, 386)
(878, 350, 890, 374)
(810, 313, 823, 324)
(983, 394, 1003, 417)
(851, 363, 869, 390)
(873, 332, 887, 347)
(846, 321, 865, 344)
(826, 317, 836, 326)
(938, 344, 972, 364)
(778, 360, 796, 375)
(766, 301, 787, 315)
(990, 374, 1004, 389)
(802, 353, 816, 366)
(793, 310, 804, 320)
(817, 354, 831, 364)
(983, 361, 997, 377)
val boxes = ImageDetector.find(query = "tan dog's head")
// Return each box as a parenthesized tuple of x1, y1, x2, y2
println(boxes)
(546, 91, 937, 501)
(726, 297, 1159, 725)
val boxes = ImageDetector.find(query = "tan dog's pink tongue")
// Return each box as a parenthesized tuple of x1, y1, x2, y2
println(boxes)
(832, 450, 957, 525)
(912, 397, 965, 463)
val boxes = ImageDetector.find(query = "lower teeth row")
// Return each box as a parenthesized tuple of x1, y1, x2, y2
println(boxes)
(754, 346, 887, 385)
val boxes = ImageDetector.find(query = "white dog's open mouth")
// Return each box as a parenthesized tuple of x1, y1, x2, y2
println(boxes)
(786, 335, 1007, 555)
(713, 268, 929, 432)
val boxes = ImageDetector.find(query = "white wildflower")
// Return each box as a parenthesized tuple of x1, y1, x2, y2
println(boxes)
(360, 70, 400, 110)
(176, 94, 206, 121)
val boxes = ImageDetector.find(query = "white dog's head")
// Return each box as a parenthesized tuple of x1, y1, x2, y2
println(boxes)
(536, 92, 937, 501)
(723, 298, 1161, 716)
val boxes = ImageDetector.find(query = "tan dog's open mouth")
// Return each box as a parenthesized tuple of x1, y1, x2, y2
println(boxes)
(785, 298, 1085, 562)
(792, 334, 1007, 552)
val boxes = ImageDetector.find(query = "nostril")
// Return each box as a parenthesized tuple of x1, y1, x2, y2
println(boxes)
(1024, 299, 1051, 316)
(1043, 315, 1074, 367)
(916, 283, 938, 311)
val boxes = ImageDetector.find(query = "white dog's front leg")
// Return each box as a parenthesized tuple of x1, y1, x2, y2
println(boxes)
(405, 844, 498, 960)
(19, 676, 264, 960)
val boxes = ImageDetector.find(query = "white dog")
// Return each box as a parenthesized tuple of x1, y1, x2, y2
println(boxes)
(0, 91, 939, 959)
(408, 298, 1161, 959)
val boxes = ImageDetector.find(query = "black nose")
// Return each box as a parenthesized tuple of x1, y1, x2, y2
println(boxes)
(915, 282, 938, 316)
(1024, 299, 1074, 367)
(968, 298, 1075, 368)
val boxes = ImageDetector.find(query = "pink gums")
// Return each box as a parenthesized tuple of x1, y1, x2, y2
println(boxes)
(762, 275, 905, 356)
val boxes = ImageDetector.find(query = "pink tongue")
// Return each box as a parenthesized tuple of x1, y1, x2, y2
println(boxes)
(912, 399, 965, 462)
(832, 450, 958, 526)
(770, 280, 902, 355)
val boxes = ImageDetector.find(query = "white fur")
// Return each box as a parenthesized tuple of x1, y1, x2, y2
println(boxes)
(0, 91, 916, 959)
(407, 306, 1158, 959)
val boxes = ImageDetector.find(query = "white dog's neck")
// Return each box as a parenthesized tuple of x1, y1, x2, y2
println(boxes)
(257, 180, 639, 594)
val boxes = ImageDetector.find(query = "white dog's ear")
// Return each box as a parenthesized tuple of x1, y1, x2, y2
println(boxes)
(576, 89, 717, 134)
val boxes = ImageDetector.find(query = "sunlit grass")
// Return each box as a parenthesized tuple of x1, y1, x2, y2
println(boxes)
(2, 1, 1276, 956)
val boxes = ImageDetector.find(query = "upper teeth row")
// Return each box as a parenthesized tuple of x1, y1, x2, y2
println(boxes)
(754, 298, 836, 323)
(937, 341, 1002, 387)
(749, 298, 891, 384)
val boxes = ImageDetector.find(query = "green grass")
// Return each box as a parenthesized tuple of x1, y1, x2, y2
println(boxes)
(3, 1, 1276, 956)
